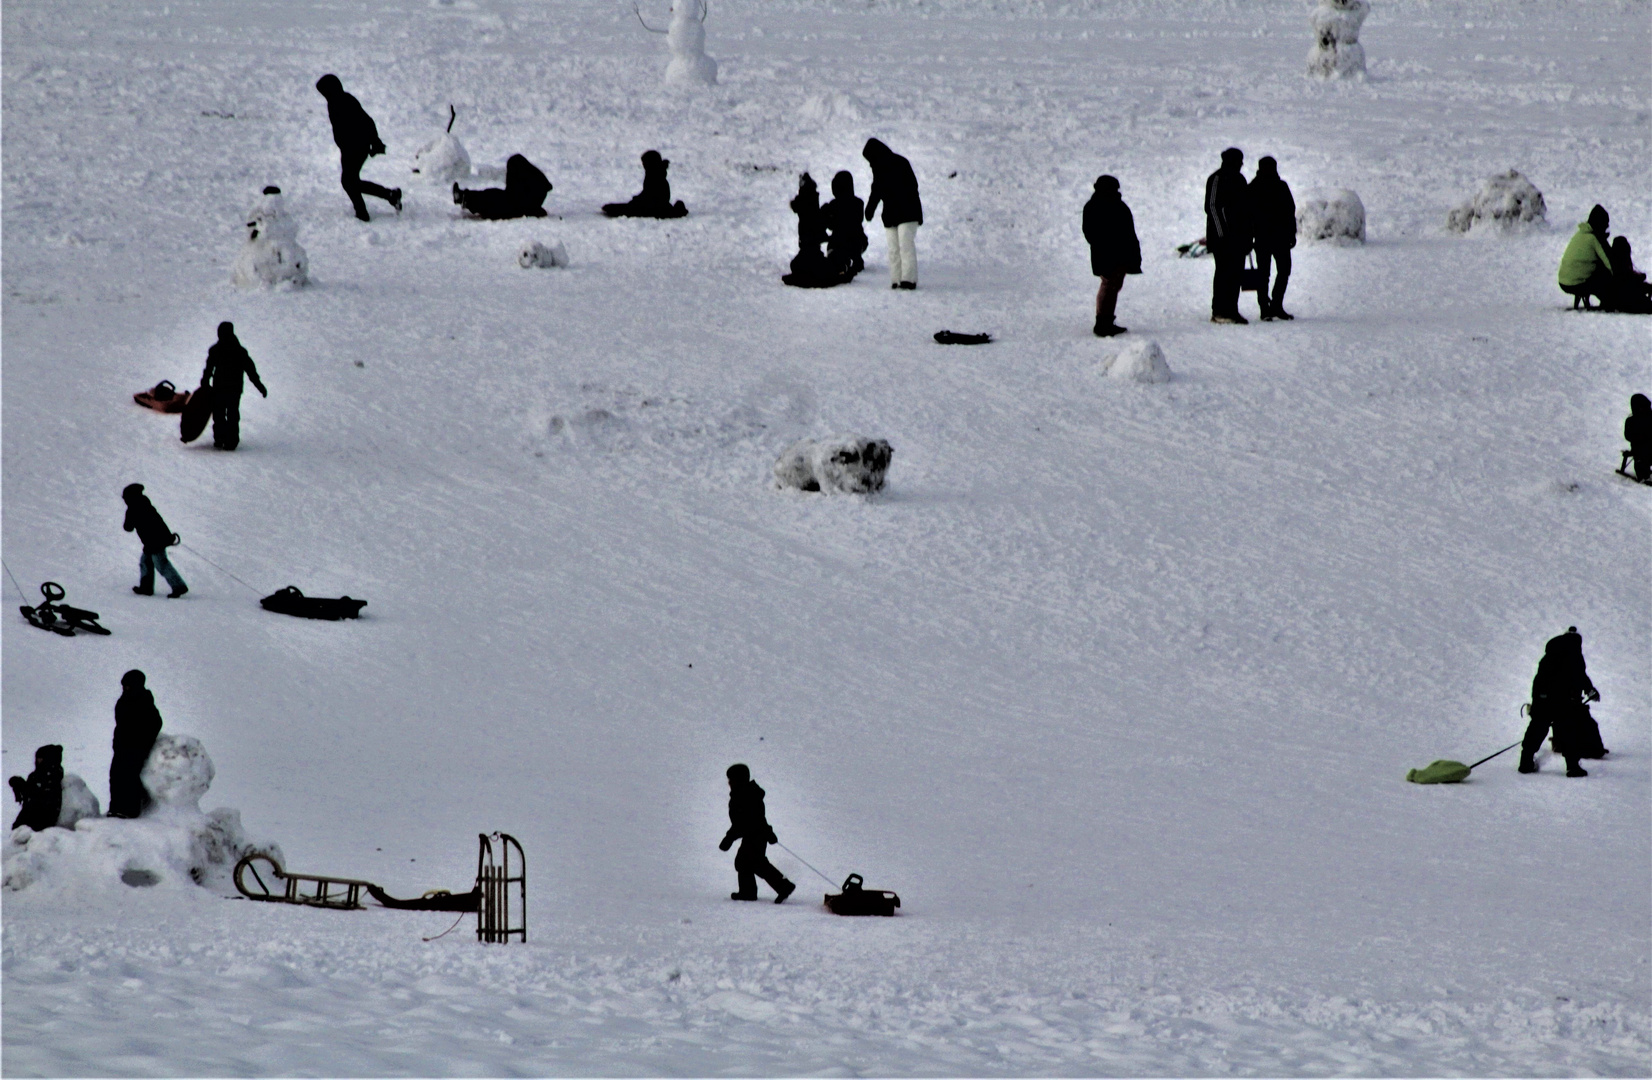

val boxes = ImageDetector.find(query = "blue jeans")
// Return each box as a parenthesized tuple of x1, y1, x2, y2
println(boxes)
(139, 551, 186, 594)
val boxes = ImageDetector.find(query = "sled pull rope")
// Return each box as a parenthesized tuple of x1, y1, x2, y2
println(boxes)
(176, 541, 261, 595)
(2, 559, 29, 603)
(422, 911, 468, 942)
(1468, 740, 1522, 771)
(773, 841, 838, 888)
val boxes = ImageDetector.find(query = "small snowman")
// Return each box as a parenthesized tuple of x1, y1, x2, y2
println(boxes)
(412, 105, 472, 184)
(231, 186, 308, 289)
(660, 0, 717, 86)
(1307, 0, 1369, 80)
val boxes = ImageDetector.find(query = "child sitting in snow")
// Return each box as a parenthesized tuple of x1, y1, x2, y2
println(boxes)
(602, 150, 688, 219)
(822, 170, 867, 281)
(9, 745, 64, 831)
(453, 154, 552, 220)
(1608, 237, 1652, 314)
(782, 172, 835, 288)
(1626, 393, 1652, 484)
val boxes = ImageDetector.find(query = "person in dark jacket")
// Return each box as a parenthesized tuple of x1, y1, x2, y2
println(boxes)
(1608, 237, 1652, 314)
(109, 670, 163, 818)
(823, 171, 867, 280)
(863, 138, 922, 289)
(1248, 156, 1297, 321)
(602, 150, 688, 218)
(453, 153, 553, 220)
(1082, 175, 1141, 337)
(782, 172, 836, 288)
(1204, 147, 1253, 324)
(1625, 393, 1652, 483)
(122, 483, 186, 598)
(9, 745, 64, 831)
(315, 74, 401, 222)
(201, 321, 266, 451)
(718, 764, 795, 902)
(1519, 627, 1600, 777)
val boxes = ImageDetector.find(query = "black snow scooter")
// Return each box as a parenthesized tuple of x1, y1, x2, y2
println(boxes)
(20, 581, 110, 637)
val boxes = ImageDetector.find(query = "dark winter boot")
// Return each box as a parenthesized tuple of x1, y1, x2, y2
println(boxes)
(1273, 307, 1294, 320)
(773, 879, 795, 904)
(1259, 301, 1277, 322)
(167, 585, 188, 599)
(390, 188, 403, 213)
(132, 585, 153, 596)
(1518, 753, 1537, 774)
(1093, 319, 1126, 337)
(1565, 759, 1588, 778)
(731, 891, 758, 901)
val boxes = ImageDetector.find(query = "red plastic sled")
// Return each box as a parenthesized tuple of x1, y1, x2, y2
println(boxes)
(134, 380, 192, 413)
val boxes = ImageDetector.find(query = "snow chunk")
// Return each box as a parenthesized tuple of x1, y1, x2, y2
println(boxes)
(140, 734, 215, 812)
(412, 131, 471, 183)
(1307, 0, 1369, 80)
(773, 435, 893, 494)
(1445, 170, 1546, 233)
(231, 186, 308, 289)
(519, 239, 570, 268)
(57, 773, 100, 828)
(1297, 189, 1366, 243)
(799, 91, 865, 126)
(1100, 339, 1172, 384)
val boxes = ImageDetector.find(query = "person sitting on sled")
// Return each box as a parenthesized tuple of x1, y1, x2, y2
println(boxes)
(453, 154, 552, 220)
(718, 764, 795, 903)
(1626, 393, 1652, 483)
(1519, 627, 1600, 777)
(602, 150, 687, 218)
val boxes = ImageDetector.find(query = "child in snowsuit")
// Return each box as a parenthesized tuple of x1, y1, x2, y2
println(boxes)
(1205, 147, 1253, 324)
(822, 170, 867, 281)
(1248, 156, 1297, 321)
(453, 154, 552, 220)
(9, 745, 64, 831)
(1082, 175, 1141, 337)
(1626, 393, 1652, 483)
(1608, 237, 1652, 314)
(1558, 205, 1615, 310)
(718, 764, 795, 903)
(315, 74, 401, 222)
(602, 150, 688, 218)
(863, 138, 922, 289)
(202, 321, 266, 451)
(109, 670, 163, 818)
(782, 172, 834, 288)
(1519, 628, 1600, 777)
(122, 483, 186, 598)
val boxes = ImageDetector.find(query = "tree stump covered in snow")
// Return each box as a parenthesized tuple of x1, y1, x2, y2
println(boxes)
(773, 435, 893, 494)
(231, 186, 308, 289)
(1445, 170, 1546, 233)
(1297, 188, 1366, 243)
(1307, 0, 1369, 80)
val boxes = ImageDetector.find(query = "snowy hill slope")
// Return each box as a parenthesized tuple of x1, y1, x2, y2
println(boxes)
(3, 0, 1649, 1074)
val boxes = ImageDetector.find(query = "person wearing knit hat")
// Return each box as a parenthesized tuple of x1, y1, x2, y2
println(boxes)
(121, 483, 186, 598)
(718, 764, 796, 903)
(1082, 174, 1141, 337)
(199, 321, 266, 451)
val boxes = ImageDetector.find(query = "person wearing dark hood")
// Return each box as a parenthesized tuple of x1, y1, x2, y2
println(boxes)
(200, 321, 266, 451)
(1519, 627, 1600, 777)
(718, 763, 796, 903)
(1248, 156, 1297, 321)
(109, 670, 163, 818)
(602, 150, 688, 218)
(453, 153, 553, 220)
(823, 170, 868, 280)
(1082, 175, 1141, 337)
(1204, 147, 1253, 324)
(9, 745, 65, 831)
(1625, 393, 1652, 483)
(122, 483, 186, 598)
(782, 172, 835, 288)
(315, 74, 401, 222)
(1558, 205, 1615, 310)
(862, 138, 922, 289)
(1607, 236, 1652, 313)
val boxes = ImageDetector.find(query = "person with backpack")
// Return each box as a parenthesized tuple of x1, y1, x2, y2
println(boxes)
(1519, 627, 1600, 777)
(718, 764, 795, 903)
(201, 321, 266, 451)
(1204, 147, 1253, 324)
(862, 138, 923, 290)
(1248, 156, 1297, 321)
(122, 483, 186, 598)
(9, 745, 65, 831)
(109, 671, 163, 818)
(1082, 175, 1141, 337)
(315, 74, 401, 222)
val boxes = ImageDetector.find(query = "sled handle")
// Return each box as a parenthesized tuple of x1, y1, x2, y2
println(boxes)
(39, 581, 64, 602)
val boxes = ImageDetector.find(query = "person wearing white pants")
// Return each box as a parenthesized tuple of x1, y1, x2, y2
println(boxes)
(885, 221, 919, 288)
(863, 138, 923, 290)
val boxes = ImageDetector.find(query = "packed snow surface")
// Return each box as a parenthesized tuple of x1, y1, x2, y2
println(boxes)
(3, 0, 1649, 1076)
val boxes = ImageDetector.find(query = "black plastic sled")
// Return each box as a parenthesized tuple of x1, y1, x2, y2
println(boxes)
(1617, 450, 1650, 486)
(934, 330, 992, 345)
(366, 883, 481, 911)
(20, 582, 110, 637)
(260, 586, 367, 621)
(824, 873, 900, 916)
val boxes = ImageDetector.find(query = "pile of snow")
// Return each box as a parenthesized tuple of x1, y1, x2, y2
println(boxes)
(518, 239, 570, 268)
(1307, 0, 1369, 80)
(412, 131, 471, 183)
(663, 0, 717, 86)
(1100, 338, 1172, 383)
(231, 185, 308, 289)
(773, 434, 893, 494)
(1445, 169, 1546, 233)
(1297, 188, 1366, 243)
(799, 91, 866, 126)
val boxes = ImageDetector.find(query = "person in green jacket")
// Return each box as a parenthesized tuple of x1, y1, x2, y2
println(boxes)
(1558, 205, 1615, 309)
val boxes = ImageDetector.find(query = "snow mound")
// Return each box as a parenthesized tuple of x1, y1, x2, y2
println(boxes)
(1298, 188, 1366, 243)
(1445, 170, 1546, 234)
(799, 91, 865, 125)
(1100, 338, 1172, 384)
(231, 186, 308, 289)
(519, 239, 570, 268)
(57, 773, 100, 827)
(412, 131, 471, 183)
(773, 434, 893, 494)
(1307, 0, 1369, 80)
(140, 734, 215, 811)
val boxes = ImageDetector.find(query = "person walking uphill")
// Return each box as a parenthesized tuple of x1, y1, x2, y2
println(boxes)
(1248, 156, 1297, 320)
(863, 138, 922, 289)
(1519, 627, 1600, 777)
(718, 764, 796, 903)
(316, 74, 401, 222)
(200, 321, 266, 451)
(1205, 148, 1253, 324)
(1082, 175, 1141, 337)
(122, 483, 186, 598)
(109, 670, 163, 818)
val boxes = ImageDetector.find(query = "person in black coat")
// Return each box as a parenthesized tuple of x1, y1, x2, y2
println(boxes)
(1626, 393, 1652, 483)
(315, 74, 401, 222)
(863, 138, 922, 289)
(782, 172, 835, 288)
(1519, 627, 1600, 777)
(1205, 147, 1253, 324)
(1607, 237, 1652, 314)
(1082, 175, 1142, 337)
(109, 670, 163, 818)
(453, 154, 553, 220)
(201, 321, 266, 451)
(602, 150, 688, 218)
(823, 170, 867, 280)
(122, 483, 186, 598)
(9, 745, 64, 831)
(718, 764, 795, 902)
(1248, 156, 1297, 321)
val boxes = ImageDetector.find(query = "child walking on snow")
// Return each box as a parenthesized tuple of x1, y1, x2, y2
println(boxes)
(122, 483, 186, 598)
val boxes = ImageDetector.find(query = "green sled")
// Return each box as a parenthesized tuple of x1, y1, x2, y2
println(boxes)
(1406, 759, 1472, 784)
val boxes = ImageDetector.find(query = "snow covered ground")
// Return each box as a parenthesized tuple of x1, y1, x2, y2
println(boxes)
(4, 0, 1649, 1074)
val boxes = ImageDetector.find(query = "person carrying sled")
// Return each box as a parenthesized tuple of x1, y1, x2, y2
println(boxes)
(315, 74, 401, 222)
(109, 670, 163, 818)
(602, 150, 687, 218)
(1519, 627, 1601, 777)
(718, 764, 795, 903)
(122, 483, 186, 598)
(782, 172, 833, 288)
(10, 745, 64, 831)
(822, 170, 868, 280)
(863, 138, 922, 290)
(1558, 205, 1615, 310)
(1248, 156, 1297, 321)
(1625, 393, 1652, 483)
(1082, 175, 1141, 337)
(454, 153, 552, 220)
(201, 321, 266, 451)
(1205, 147, 1253, 324)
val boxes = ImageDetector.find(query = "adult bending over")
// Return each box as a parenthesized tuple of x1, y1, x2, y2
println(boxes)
(863, 138, 922, 290)
(454, 154, 552, 220)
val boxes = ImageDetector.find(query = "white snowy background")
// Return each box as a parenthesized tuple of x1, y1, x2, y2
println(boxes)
(3, 0, 1649, 1074)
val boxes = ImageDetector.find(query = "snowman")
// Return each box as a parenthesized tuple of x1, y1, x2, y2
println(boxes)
(231, 186, 308, 289)
(640, 0, 717, 86)
(1307, 0, 1369, 80)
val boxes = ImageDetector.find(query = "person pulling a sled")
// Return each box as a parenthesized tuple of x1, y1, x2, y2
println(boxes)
(1625, 393, 1652, 483)
(122, 483, 186, 598)
(1519, 627, 1601, 777)
(201, 321, 266, 451)
(454, 154, 552, 220)
(602, 150, 687, 218)
(109, 670, 163, 818)
(315, 74, 401, 222)
(718, 764, 795, 903)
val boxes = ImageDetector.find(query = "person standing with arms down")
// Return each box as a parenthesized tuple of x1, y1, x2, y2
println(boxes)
(109, 670, 163, 818)
(315, 74, 401, 222)
(1248, 156, 1297, 321)
(863, 139, 922, 290)
(122, 483, 186, 598)
(201, 322, 266, 451)
(1082, 175, 1141, 337)
(718, 764, 795, 903)
(1205, 147, 1253, 324)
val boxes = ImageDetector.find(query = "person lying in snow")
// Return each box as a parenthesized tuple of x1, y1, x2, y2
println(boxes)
(453, 154, 552, 220)
(108, 670, 163, 818)
(718, 764, 795, 903)
(1558, 205, 1616, 310)
(822, 170, 867, 281)
(10, 745, 64, 831)
(1608, 237, 1652, 314)
(602, 150, 688, 218)
(315, 74, 401, 222)
(1626, 393, 1652, 483)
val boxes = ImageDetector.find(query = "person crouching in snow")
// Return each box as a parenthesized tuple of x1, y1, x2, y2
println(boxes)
(602, 150, 687, 218)
(202, 321, 266, 451)
(454, 154, 552, 220)
(1558, 205, 1615, 310)
(122, 483, 186, 598)
(108, 670, 163, 818)
(823, 170, 868, 280)
(315, 74, 401, 222)
(863, 138, 922, 290)
(1082, 175, 1141, 337)
(718, 764, 795, 903)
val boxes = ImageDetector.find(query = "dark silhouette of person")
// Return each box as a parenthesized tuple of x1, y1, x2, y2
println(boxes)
(1558, 205, 1615, 310)
(122, 483, 187, 597)
(9, 745, 64, 831)
(822, 170, 867, 280)
(1608, 237, 1652, 313)
(863, 138, 922, 289)
(1082, 175, 1141, 337)
(782, 172, 836, 288)
(718, 763, 795, 903)
(1205, 147, 1253, 324)
(1249, 156, 1297, 321)
(109, 670, 163, 818)
(1626, 393, 1652, 483)
(453, 154, 552, 220)
(602, 150, 688, 218)
(1519, 627, 1600, 777)
(201, 321, 266, 451)
(315, 74, 400, 222)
